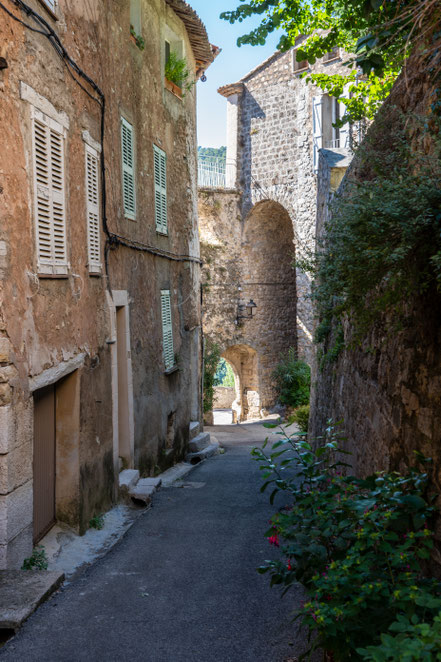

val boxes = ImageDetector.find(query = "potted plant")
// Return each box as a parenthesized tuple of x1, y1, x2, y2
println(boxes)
(164, 51, 194, 98)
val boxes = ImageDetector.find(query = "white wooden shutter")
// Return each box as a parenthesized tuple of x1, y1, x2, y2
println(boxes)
(160, 290, 174, 371)
(31, 107, 68, 275)
(312, 95, 323, 173)
(85, 144, 101, 273)
(121, 118, 136, 220)
(339, 84, 351, 149)
(154, 145, 167, 235)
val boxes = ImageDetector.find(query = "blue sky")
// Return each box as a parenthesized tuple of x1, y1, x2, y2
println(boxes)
(189, 1, 281, 148)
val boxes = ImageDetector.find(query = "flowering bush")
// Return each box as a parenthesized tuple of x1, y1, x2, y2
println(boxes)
(253, 423, 441, 660)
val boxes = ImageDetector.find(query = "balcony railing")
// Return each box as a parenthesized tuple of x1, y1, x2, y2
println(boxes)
(198, 157, 236, 188)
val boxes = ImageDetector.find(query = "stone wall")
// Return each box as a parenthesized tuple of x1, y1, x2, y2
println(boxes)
(309, 55, 441, 517)
(213, 386, 236, 409)
(0, 0, 208, 567)
(199, 189, 297, 417)
(199, 46, 349, 418)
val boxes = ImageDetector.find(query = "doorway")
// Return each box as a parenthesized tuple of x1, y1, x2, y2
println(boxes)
(33, 384, 56, 543)
(116, 305, 131, 468)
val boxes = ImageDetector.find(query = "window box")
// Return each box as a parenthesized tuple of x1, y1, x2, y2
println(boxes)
(164, 77, 182, 99)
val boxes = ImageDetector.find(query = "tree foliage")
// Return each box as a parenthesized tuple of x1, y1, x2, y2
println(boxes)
(220, 1, 439, 124)
(297, 114, 441, 356)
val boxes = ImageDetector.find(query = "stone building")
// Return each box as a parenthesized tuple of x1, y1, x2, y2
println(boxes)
(199, 44, 350, 420)
(0, 0, 216, 568)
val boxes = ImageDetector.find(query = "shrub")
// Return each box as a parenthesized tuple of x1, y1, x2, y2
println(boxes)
(89, 514, 104, 530)
(358, 612, 441, 661)
(272, 349, 310, 408)
(22, 545, 48, 571)
(252, 423, 441, 661)
(291, 404, 310, 432)
(203, 341, 221, 414)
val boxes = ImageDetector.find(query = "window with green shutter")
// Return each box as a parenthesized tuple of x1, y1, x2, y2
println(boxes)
(160, 290, 174, 371)
(121, 118, 136, 220)
(154, 144, 167, 235)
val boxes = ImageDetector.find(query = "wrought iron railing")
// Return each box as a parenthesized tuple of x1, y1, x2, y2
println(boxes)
(197, 157, 236, 188)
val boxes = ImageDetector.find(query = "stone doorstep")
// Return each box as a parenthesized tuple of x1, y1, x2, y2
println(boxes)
(188, 431, 210, 453)
(0, 570, 64, 630)
(185, 441, 220, 465)
(129, 478, 161, 505)
(118, 469, 139, 491)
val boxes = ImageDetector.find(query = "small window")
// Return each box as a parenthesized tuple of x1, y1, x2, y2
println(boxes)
(293, 50, 308, 73)
(293, 35, 308, 73)
(38, 0, 57, 14)
(121, 118, 136, 220)
(153, 145, 167, 235)
(85, 144, 101, 274)
(160, 290, 175, 371)
(165, 41, 171, 65)
(31, 107, 68, 275)
(130, 0, 142, 36)
(324, 47, 340, 63)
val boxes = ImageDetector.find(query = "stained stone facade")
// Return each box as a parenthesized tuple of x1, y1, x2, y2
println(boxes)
(309, 58, 441, 501)
(199, 46, 350, 418)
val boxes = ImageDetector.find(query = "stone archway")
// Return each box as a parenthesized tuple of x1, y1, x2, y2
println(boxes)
(223, 344, 260, 422)
(240, 199, 297, 409)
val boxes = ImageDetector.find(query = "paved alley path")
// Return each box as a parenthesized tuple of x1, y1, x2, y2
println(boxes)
(1, 422, 312, 662)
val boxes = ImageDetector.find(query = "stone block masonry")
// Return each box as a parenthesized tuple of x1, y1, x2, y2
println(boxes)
(200, 46, 350, 418)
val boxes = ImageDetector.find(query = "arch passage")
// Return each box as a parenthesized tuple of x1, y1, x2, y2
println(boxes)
(241, 200, 297, 409)
(222, 345, 259, 422)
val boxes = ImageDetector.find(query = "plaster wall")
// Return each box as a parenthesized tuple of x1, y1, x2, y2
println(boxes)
(0, 0, 204, 566)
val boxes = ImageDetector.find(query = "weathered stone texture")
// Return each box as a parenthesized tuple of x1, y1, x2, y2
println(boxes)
(200, 48, 349, 416)
(0, 0, 208, 565)
(310, 56, 441, 511)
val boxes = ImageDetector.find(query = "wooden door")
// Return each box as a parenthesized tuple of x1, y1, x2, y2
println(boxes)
(33, 384, 56, 543)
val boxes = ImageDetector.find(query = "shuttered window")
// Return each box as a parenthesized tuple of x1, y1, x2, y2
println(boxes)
(121, 118, 136, 220)
(85, 144, 101, 274)
(31, 107, 68, 275)
(154, 145, 167, 235)
(312, 95, 323, 173)
(160, 290, 174, 371)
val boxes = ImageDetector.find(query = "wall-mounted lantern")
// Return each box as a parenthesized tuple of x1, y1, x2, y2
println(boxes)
(236, 298, 257, 324)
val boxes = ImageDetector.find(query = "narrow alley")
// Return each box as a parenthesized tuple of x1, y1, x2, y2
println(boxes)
(0, 422, 311, 662)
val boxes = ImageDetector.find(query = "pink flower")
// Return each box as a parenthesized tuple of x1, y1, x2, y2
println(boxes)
(268, 534, 280, 547)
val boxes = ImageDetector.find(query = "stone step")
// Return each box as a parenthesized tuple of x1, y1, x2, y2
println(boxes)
(186, 441, 220, 465)
(118, 469, 139, 499)
(128, 477, 161, 506)
(189, 421, 200, 440)
(159, 462, 194, 487)
(188, 431, 210, 453)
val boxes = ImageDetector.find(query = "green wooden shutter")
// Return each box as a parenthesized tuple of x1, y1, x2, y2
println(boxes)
(154, 145, 167, 234)
(85, 144, 101, 273)
(121, 118, 136, 220)
(160, 290, 174, 370)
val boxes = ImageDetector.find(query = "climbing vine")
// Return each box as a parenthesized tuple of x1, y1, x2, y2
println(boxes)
(203, 340, 222, 414)
(297, 114, 441, 353)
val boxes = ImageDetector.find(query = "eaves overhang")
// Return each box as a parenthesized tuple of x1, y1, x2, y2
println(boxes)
(164, 0, 220, 76)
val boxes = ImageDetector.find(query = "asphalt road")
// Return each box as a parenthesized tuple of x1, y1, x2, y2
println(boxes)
(1, 421, 314, 662)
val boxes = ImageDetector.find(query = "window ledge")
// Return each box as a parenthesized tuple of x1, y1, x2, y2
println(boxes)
(164, 365, 179, 375)
(156, 230, 169, 237)
(164, 78, 182, 100)
(37, 0, 58, 20)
